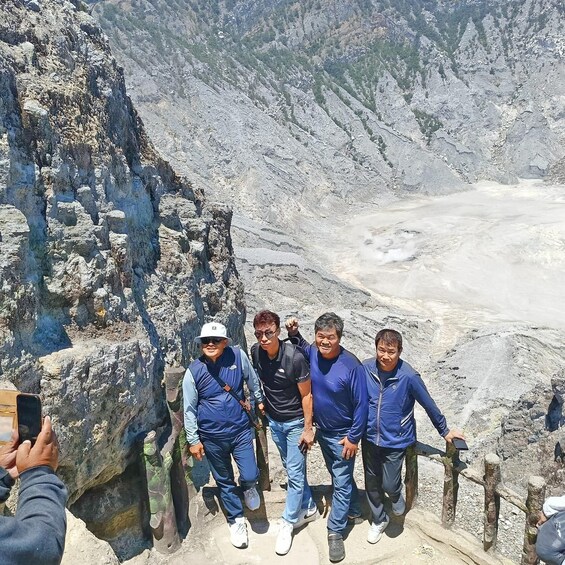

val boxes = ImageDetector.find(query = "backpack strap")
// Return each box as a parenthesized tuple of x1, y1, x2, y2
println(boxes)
(251, 339, 309, 384)
(202, 348, 262, 429)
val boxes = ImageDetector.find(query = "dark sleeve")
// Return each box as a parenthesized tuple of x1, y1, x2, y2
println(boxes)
(411, 373, 449, 437)
(289, 331, 313, 359)
(0, 466, 15, 502)
(347, 364, 369, 444)
(0, 466, 68, 565)
(292, 347, 310, 383)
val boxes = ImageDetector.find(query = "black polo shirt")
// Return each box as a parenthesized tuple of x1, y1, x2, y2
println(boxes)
(251, 340, 310, 422)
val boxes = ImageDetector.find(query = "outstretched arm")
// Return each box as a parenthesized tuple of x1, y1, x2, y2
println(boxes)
(411, 372, 450, 438)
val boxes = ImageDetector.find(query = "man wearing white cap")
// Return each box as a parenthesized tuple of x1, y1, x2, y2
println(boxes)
(183, 322, 264, 549)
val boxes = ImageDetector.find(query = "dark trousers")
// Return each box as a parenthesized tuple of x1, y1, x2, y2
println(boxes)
(536, 512, 565, 565)
(362, 439, 406, 524)
(203, 427, 259, 524)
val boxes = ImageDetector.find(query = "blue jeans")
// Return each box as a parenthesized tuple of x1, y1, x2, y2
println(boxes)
(317, 430, 361, 534)
(268, 416, 315, 524)
(202, 427, 259, 524)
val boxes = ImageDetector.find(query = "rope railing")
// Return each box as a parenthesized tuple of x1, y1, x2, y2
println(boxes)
(405, 441, 546, 565)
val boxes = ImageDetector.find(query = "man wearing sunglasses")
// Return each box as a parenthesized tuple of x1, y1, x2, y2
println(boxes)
(251, 310, 317, 556)
(183, 322, 264, 549)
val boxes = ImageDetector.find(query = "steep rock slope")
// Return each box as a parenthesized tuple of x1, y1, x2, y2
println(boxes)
(0, 0, 244, 551)
(89, 0, 565, 225)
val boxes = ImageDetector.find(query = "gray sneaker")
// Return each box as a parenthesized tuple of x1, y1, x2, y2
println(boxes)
(328, 532, 345, 562)
(391, 493, 406, 516)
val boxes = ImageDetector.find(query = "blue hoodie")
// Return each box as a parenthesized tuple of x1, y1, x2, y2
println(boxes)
(363, 357, 448, 449)
(293, 333, 368, 443)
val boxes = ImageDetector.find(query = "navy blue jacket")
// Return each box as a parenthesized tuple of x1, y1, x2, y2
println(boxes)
(363, 358, 449, 449)
(0, 465, 67, 564)
(183, 347, 263, 443)
(188, 346, 248, 440)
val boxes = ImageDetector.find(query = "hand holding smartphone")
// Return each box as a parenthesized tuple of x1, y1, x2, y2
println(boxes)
(0, 390, 42, 446)
(452, 438, 468, 451)
(17, 394, 42, 445)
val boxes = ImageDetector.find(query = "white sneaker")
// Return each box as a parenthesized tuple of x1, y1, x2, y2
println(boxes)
(275, 519, 294, 555)
(229, 517, 248, 548)
(392, 493, 406, 516)
(293, 506, 319, 529)
(367, 516, 390, 544)
(243, 486, 260, 511)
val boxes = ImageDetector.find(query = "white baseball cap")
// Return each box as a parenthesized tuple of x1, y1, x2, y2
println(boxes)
(194, 322, 232, 344)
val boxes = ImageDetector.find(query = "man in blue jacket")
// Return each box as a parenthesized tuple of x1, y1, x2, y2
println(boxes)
(0, 416, 67, 564)
(286, 313, 368, 563)
(362, 329, 464, 544)
(183, 322, 265, 549)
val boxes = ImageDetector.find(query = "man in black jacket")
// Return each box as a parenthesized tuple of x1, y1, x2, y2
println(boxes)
(0, 416, 67, 565)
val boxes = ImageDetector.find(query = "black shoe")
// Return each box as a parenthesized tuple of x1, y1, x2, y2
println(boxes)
(328, 532, 345, 563)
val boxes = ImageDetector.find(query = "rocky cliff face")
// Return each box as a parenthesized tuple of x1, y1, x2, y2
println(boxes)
(0, 0, 244, 554)
(88, 0, 565, 225)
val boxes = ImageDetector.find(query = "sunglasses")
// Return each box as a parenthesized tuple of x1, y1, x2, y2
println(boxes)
(254, 329, 278, 339)
(200, 337, 225, 345)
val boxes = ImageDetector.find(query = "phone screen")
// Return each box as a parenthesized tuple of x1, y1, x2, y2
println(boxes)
(17, 394, 42, 444)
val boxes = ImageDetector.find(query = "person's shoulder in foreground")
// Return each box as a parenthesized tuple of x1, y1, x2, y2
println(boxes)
(0, 416, 68, 565)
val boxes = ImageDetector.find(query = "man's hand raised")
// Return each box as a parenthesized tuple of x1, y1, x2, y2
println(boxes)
(16, 416, 59, 474)
(285, 317, 299, 337)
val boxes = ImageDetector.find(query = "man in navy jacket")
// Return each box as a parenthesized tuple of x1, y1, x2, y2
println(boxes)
(0, 416, 67, 565)
(183, 322, 264, 549)
(286, 313, 368, 563)
(362, 329, 464, 544)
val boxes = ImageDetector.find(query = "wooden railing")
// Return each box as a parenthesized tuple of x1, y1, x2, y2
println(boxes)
(143, 368, 546, 562)
(405, 441, 546, 565)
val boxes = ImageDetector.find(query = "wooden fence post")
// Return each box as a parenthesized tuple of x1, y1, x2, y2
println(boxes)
(483, 453, 501, 552)
(405, 443, 418, 510)
(255, 409, 271, 492)
(142, 430, 181, 553)
(164, 366, 190, 536)
(442, 441, 459, 527)
(522, 476, 546, 565)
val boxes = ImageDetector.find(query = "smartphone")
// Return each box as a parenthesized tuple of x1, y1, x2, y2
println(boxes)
(298, 440, 308, 455)
(452, 438, 468, 451)
(17, 393, 42, 444)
